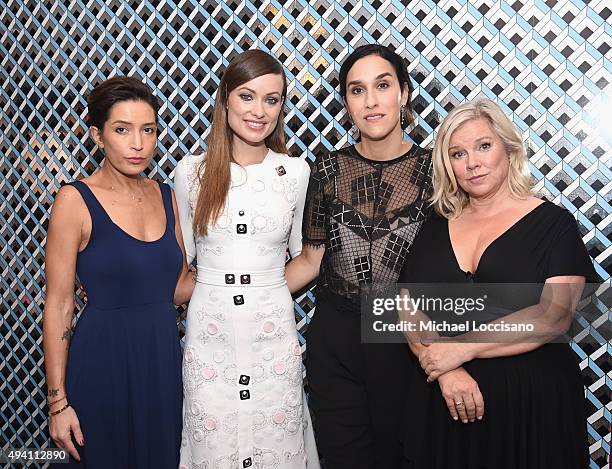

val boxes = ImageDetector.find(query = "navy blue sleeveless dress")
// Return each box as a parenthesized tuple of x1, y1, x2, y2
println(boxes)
(56, 180, 183, 468)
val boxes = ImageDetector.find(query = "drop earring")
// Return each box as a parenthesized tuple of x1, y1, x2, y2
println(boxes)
(400, 104, 406, 128)
(348, 115, 360, 139)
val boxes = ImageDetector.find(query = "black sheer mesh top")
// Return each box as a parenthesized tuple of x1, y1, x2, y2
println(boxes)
(303, 144, 432, 303)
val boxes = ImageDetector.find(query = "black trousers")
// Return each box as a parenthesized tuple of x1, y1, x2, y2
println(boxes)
(305, 290, 414, 469)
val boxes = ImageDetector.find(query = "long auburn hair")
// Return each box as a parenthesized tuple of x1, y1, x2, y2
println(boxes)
(194, 49, 288, 235)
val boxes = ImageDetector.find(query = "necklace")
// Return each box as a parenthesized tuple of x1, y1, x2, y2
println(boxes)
(110, 179, 145, 203)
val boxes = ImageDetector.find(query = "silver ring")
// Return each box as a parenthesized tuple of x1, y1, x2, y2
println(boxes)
(455, 401, 465, 407)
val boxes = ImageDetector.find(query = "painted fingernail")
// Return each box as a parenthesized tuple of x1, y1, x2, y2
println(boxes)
(462, 419, 468, 423)
(453, 417, 458, 421)
(477, 416, 483, 420)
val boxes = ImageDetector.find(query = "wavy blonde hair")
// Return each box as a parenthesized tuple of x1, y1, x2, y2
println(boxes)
(430, 99, 535, 218)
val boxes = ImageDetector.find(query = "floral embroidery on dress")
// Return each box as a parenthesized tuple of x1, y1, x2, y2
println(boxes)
(200, 245, 225, 256)
(176, 152, 317, 468)
(183, 400, 219, 446)
(250, 211, 279, 234)
(271, 177, 298, 206)
(183, 154, 203, 213)
(254, 305, 285, 321)
(210, 210, 233, 234)
(222, 364, 237, 384)
(183, 348, 218, 393)
(256, 245, 285, 256)
(222, 412, 238, 434)
(255, 327, 288, 342)
(272, 396, 303, 436)
(196, 307, 227, 323)
(281, 211, 293, 236)
(248, 363, 267, 383)
(184, 459, 210, 469)
(254, 447, 281, 469)
(270, 355, 302, 386)
(213, 451, 239, 469)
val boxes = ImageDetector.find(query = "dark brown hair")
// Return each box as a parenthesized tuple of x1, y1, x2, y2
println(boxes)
(86, 76, 160, 129)
(339, 44, 415, 129)
(194, 49, 288, 236)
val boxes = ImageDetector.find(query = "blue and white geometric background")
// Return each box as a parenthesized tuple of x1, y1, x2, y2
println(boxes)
(1, 0, 610, 467)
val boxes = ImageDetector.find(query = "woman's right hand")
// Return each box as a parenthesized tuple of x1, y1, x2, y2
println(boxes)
(437, 367, 484, 423)
(49, 406, 84, 461)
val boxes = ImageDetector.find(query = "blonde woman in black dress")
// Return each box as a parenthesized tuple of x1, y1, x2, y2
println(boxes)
(399, 99, 596, 469)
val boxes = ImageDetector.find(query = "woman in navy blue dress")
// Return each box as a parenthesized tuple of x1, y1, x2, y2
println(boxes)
(43, 77, 193, 468)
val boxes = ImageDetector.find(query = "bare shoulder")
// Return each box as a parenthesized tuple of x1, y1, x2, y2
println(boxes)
(49, 183, 89, 237)
(52, 183, 87, 212)
(525, 195, 546, 208)
(143, 178, 161, 190)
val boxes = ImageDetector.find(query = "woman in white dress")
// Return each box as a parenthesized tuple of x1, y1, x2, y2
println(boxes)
(174, 49, 319, 469)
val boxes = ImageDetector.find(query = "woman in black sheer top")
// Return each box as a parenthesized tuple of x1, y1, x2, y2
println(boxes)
(285, 45, 432, 468)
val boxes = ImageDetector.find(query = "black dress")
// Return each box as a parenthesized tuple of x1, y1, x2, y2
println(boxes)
(302, 144, 432, 469)
(398, 201, 597, 469)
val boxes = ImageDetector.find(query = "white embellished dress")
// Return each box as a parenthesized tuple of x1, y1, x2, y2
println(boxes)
(174, 150, 319, 469)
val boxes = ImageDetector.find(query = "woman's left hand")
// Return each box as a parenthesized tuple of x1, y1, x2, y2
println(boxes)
(419, 342, 473, 382)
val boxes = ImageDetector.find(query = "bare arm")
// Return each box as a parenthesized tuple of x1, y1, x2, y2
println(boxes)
(170, 189, 195, 305)
(419, 276, 586, 381)
(285, 244, 325, 294)
(43, 185, 85, 459)
(397, 287, 440, 356)
(458, 276, 584, 358)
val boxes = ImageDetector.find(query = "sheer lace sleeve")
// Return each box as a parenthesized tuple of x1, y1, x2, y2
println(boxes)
(302, 153, 331, 247)
(288, 157, 311, 258)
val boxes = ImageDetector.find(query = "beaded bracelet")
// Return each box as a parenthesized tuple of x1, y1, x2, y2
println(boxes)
(49, 403, 70, 417)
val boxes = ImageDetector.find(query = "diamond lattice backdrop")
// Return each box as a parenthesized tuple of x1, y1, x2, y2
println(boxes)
(1, 0, 610, 467)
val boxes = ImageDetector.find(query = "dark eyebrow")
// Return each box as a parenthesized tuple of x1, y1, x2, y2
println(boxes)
(347, 72, 393, 88)
(110, 120, 156, 125)
(237, 87, 281, 97)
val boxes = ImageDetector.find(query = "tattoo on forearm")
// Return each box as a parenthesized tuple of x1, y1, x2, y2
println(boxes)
(48, 388, 59, 398)
(60, 326, 72, 346)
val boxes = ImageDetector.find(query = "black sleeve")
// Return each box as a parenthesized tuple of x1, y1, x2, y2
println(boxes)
(545, 210, 598, 283)
(301, 153, 329, 247)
